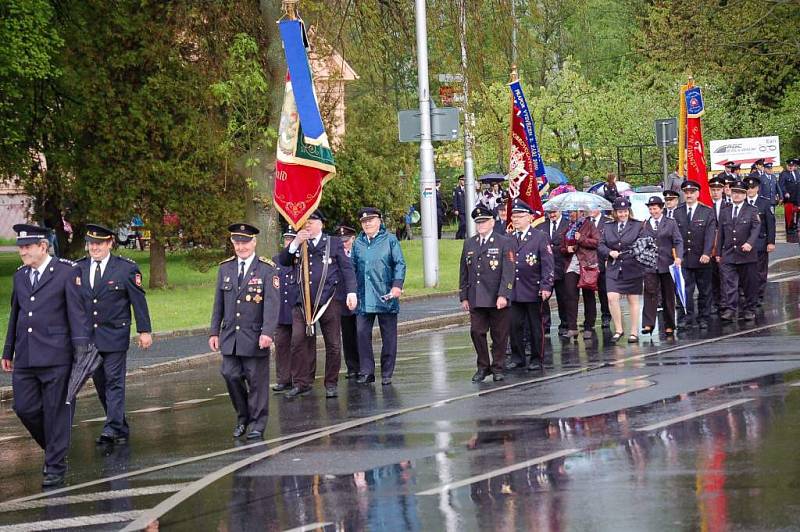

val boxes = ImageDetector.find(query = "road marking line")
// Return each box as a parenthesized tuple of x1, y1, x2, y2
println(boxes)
(80, 416, 107, 423)
(514, 381, 655, 416)
(128, 406, 171, 414)
(635, 399, 753, 432)
(283, 523, 334, 532)
(0, 484, 189, 513)
(173, 398, 215, 406)
(0, 435, 23, 443)
(790, 382, 800, 387)
(416, 448, 582, 496)
(0, 510, 142, 531)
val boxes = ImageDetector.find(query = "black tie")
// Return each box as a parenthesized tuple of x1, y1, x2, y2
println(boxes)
(655, 219, 659, 230)
(618, 223, 624, 233)
(93, 260, 102, 291)
(687, 207, 693, 222)
(32, 270, 40, 290)
(238, 261, 245, 288)
(733, 205, 739, 219)
(551, 221, 556, 239)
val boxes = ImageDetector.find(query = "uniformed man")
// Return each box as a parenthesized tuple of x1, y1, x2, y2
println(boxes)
(715, 161, 737, 182)
(509, 199, 554, 371)
(760, 162, 781, 207)
(641, 196, 683, 336)
(271, 228, 298, 393)
(209, 223, 279, 439)
(435, 180, 446, 239)
(459, 205, 516, 382)
(673, 181, 717, 328)
(2, 224, 90, 487)
(749, 158, 766, 179)
(537, 208, 569, 338)
(453, 175, 467, 239)
(335, 225, 360, 379)
(77, 224, 152, 445)
(779, 158, 799, 234)
(708, 176, 728, 312)
(724, 174, 737, 204)
(744, 176, 776, 306)
(663, 189, 680, 219)
(716, 181, 761, 321)
(278, 210, 357, 398)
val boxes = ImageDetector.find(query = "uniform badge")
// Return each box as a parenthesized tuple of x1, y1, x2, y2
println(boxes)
(224, 276, 230, 283)
(246, 295, 252, 302)
(489, 259, 499, 270)
(135, 273, 142, 287)
(254, 295, 263, 304)
(75, 276, 81, 286)
(526, 253, 538, 266)
(272, 275, 280, 289)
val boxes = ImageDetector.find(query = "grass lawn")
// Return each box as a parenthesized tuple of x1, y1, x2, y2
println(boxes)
(0, 238, 464, 335)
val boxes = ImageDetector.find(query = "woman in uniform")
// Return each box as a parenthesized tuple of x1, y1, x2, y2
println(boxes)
(598, 198, 644, 343)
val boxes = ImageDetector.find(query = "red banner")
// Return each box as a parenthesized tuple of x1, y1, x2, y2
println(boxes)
(506, 93, 545, 222)
(686, 117, 712, 206)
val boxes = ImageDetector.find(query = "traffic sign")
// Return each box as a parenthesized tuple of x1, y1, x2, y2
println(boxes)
(398, 107, 460, 143)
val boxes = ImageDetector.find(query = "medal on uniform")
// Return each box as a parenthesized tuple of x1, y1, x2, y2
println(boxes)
(254, 295, 262, 303)
(224, 276, 230, 283)
(246, 295, 252, 302)
(526, 253, 537, 266)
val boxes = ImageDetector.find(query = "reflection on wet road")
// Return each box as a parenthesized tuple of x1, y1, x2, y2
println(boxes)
(2, 280, 800, 530)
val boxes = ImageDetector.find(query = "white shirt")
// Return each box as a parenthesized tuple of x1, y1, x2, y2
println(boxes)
(592, 216, 602, 228)
(31, 255, 52, 286)
(89, 253, 111, 289)
(288, 233, 322, 254)
(650, 215, 664, 231)
(237, 253, 256, 278)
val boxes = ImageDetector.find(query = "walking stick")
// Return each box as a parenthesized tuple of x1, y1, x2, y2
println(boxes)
(301, 240, 314, 336)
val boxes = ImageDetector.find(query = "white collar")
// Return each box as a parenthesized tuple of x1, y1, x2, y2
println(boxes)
(32, 255, 52, 276)
(238, 253, 256, 273)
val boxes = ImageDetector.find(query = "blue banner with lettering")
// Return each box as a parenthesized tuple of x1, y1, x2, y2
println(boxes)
(685, 87, 705, 118)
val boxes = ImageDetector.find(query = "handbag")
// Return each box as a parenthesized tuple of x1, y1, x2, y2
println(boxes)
(577, 264, 599, 291)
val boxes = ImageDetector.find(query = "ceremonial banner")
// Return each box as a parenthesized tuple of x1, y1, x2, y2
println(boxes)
(684, 85, 712, 206)
(274, 19, 336, 229)
(506, 79, 545, 221)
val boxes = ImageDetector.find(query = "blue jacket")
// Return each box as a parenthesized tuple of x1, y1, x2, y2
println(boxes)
(351, 227, 406, 315)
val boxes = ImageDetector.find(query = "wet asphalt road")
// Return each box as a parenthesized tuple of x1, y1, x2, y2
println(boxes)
(0, 256, 799, 529)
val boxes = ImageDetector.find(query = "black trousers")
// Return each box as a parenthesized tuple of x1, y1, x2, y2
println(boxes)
(511, 301, 545, 364)
(552, 278, 568, 331)
(720, 261, 759, 313)
(711, 261, 722, 309)
(597, 269, 611, 322)
(682, 267, 712, 324)
(562, 271, 597, 331)
(221, 354, 270, 432)
(12, 364, 73, 475)
(274, 324, 292, 386)
(93, 350, 129, 437)
(357, 313, 398, 377)
(469, 307, 510, 372)
(643, 272, 676, 330)
(290, 301, 342, 388)
(340, 313, 359, 375)
(455, 215, 467, 239)
(757, 252, 769, 302)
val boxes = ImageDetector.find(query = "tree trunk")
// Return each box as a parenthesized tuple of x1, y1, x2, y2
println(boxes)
(149, 233, 168, 288)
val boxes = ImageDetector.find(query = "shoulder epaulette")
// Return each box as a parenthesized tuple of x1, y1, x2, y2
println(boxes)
(16, 264, 25, 271)
(76, 256, 89, 263)
(58, 258, 77, 267)
(604, 219, 616, 224)
(118, 255, 137, 264)
(258, 256, 276, 267)
(219, 256, 236, 265)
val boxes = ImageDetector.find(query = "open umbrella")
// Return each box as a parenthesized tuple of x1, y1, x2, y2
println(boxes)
(66, 344, 101, 405)
(477, 173, 507, 184)
(670, 263, 687, 308)
(543, 165, 569, 185)
(542, 191, 612, 212)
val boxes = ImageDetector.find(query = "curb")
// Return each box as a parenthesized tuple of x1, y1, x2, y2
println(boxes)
(0, 311, 469, 403)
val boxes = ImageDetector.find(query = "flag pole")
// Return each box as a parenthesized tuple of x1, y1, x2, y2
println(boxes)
(281, 0, 314, 336)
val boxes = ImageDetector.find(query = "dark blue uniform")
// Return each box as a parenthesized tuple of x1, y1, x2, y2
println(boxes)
(77, 254, 151, 441)
(210, 255, 280, 433)
(747, 195, 775, 304)
(536, 216, 569, 333)
(640, 215, 683, 333)
(459, 230, 516, 377)
(674, 203, 716, 326)
(3, 256, 89, 478)
(510, 226, 554, 369)
(453, 184, 467, 239)
(278, 233, 356, 391)
(272, 258, 297, 390)
(716, 201, 761, 319)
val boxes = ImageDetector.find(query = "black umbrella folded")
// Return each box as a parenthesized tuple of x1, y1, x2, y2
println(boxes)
(66, 344, 101, 405)
(478, 173, 507, 184)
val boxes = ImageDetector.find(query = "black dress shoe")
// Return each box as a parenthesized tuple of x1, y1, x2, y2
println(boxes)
(471, 369, 489, 382)
(741, 310, 756, 320)
(345, 372, 359, 380)
(356, 374, 375, 385)
(504, 361, 525, 370)
(492, 372, 504, 382)
(42, 473, 65, 488)
(246, 430, 263, 440)
(95, 433, 115, 445)
(381, 377, 392, 386)
(285, 386, 312, 399)
(526, 362, 543, 372)
(325, 386, 338, 398)
(272, 383, 292, 393)
(720, 310, 735, 321)
(233, 424, 247, 438)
